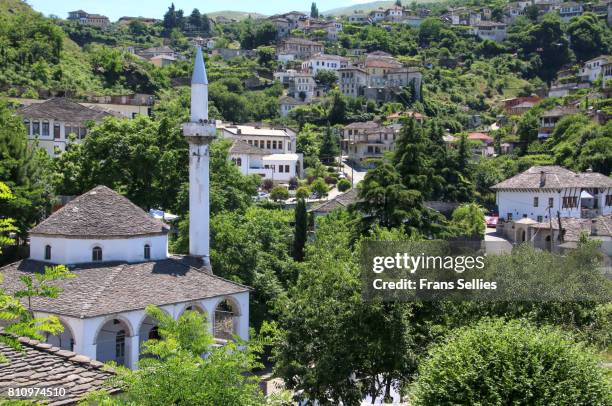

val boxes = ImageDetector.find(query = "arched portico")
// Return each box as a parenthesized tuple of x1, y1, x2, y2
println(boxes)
(213, 297, 241, 341)
(95, 317, 134, 367)
(45, 318, 76, 351)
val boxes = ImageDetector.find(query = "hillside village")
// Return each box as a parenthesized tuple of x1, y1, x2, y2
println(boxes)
(0, 0, 611, 404)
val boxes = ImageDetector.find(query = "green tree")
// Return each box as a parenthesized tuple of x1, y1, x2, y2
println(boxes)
(274, 213, 416, 404)
(87, 306, 265, 405)
(393, 119, 436, 198)
(293, 198, 308, 261)
(567, 13, 610, 62)
(270, 186, 289, 202)
(411, 319, 612, 406)
(319, 126, 340, 164)
(327, 91, 347, 125)
(337, 179, 351, 192)
(188, 8, 202, 30)
(0, 101, 51, 240)
(310, 178, 329, 198)
(310, 2, 319, 18)
(315, 69, 338, 88)
(451, 203, 485, 238)
(296, 186, 310, 199)
(357, 163, 422, 229)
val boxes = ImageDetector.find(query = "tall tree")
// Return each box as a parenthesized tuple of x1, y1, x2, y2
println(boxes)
(319, 126, 339, 164)
(357, 163, 422, 229)
(327, 91, 347, 125)
(310, 2, 319, 18)
(162, 3, 178, 35)
(0, 102, 51, 241)
(567, 13, 610, 62)
(293, 198, 308, 261)
(188, 8, 202, 30)
(393, 118, 435, 198)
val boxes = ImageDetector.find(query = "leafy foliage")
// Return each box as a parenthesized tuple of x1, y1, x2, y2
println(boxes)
(87, 305, 265, 405)
(411, 319, 612, 406)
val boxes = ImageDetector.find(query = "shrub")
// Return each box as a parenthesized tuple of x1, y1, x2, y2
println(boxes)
(262, 179, 274, 191)
(310, 178, 328, 198)
(324, 176, 337, 185)
(337, 179, 351, 192)
(270, 186, 289, 202)
(411, 319, 612, 406)
(296, 186, 310, 199)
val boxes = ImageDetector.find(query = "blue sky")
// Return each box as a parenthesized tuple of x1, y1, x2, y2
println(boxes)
(27, 0, 372, 20)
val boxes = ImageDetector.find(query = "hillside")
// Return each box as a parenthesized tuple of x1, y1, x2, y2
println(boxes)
(208, 10, 267, 21)
(322, 0, 443, 16)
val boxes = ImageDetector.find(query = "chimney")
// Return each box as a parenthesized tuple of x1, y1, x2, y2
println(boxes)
(539, 170, 545, 187)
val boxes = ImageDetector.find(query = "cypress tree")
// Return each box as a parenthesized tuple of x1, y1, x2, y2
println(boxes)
(293, 198, 308, 261)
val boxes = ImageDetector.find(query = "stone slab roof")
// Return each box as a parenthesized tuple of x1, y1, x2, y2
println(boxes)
(531, 215, 612, 242)
(0, 336, 118, 405)
(0, 257, 250, 318)
(311, 189, 359, 214)
(16, 98, 112, 124)
(491, 166, 612, 190)
(230, 140, 266, 155)
(30, 186, 169, 238)
(344, 121, 381, 130)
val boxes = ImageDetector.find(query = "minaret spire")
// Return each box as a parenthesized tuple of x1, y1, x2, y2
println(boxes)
(182, 46, 216, 265)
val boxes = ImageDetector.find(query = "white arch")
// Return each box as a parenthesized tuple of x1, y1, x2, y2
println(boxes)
(177, 302, 209, 319)
(212, 296, 242, 317)
(93, 314, 135, 343)
(45, 317, 76, 351)
(134, 308, 171, 334)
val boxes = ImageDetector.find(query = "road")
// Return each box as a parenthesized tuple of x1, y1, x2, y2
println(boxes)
(342, 159, 367, 186)
(484, 227, 513, 254)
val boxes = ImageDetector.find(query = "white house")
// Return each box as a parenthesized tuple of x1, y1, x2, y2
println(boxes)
(229, 140, 302, 181)
(491, 166, 612, 222)
(301, 53, 348, 76)
(287, 72, 317, 101)
(341, 121, 399, 161)
(17, 98, 114, 156)
(558, 1, 583, 20)
(579, 55, 611, 83)
(0, 47, 250, 370)
(219, 123, 298, 154)
(348, 14, 370, 24)
(279, 96, 308, 117)
(470, 21, 507, 42)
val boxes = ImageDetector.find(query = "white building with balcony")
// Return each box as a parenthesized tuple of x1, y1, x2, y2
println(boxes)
(492, 166, 612, 223)
(229, 140, 302, 182)
(301, 53, 349, 76)
(17, 98, 114, 156)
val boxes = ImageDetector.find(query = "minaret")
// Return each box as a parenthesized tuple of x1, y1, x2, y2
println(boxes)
(183, 47, 215, 264)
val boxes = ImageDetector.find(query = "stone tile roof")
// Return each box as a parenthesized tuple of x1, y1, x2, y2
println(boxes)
(30, 186, 169, 238)
(0, 336, 118, 405)
(491, 166, 612, 190)
(531, 215, 612, 242)
(16, 98, 112, 124)
(0, 257, 250, 318)
(541, 106, 581, 118)
(230, 140, 266, 155)
(281, 37, 323, 46)
(344, 121, 381, 130)
(311, 189, 359, 214)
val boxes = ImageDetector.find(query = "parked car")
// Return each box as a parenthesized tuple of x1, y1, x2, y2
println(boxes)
(485, 215, 499, 228)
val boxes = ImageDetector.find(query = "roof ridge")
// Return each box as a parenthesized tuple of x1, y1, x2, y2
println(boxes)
(79, 264, 126, 316)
